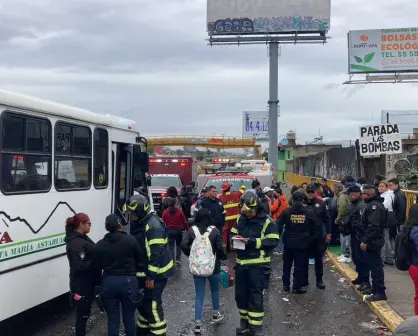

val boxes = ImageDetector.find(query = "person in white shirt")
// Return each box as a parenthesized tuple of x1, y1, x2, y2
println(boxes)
(378, 180, 395, 265)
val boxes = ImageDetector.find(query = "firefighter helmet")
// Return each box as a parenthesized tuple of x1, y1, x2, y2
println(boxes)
(240, 190, 261, 212)
(220, 181, 232, 191)
(123, 194, 151, 219)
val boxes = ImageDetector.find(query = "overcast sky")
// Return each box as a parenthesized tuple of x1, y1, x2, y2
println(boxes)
(1, 0, 418, 144)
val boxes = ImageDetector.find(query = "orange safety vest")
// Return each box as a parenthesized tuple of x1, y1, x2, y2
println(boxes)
(219, 191, 241, 221)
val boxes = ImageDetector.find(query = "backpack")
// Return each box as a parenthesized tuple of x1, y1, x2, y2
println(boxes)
(394, 230, 411, 271)
(189, 226, 216, 276)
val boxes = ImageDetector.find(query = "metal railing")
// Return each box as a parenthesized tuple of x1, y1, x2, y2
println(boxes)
(286, 172, 418, 217)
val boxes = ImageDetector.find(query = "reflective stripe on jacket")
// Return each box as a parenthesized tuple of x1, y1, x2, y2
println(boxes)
(230, 212, 279, 266)
(131, 213, 174, 280)
(219, 191, 241, 221)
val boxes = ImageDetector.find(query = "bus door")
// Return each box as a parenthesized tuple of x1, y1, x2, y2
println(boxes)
(111, 143, 133, 222)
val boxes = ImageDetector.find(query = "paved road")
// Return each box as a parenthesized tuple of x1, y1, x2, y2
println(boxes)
(1, 255, 390, 336)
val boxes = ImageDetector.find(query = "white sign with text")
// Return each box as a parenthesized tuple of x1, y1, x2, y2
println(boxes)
(359, 124, 402, 156)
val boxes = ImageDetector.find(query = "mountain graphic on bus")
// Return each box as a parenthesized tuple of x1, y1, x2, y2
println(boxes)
(0, 201, 76, 234)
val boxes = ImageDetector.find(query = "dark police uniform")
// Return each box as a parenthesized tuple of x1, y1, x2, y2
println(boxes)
(357, 192, 387, 300)
(230, 191, 279, 336)
(65, 230, 101, 336)
(347, 195, 367, 285)
(277, 191, 320, 293)
(303, 190, 330, 288)
(125, 195, 174, 336)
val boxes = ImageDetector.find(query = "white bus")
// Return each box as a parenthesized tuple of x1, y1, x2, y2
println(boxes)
(0, 89, 150, 321)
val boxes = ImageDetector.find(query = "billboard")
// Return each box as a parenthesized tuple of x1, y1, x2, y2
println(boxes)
(207, 0, 331, 36)
(348, 28, 418, 74)
(359, 124, 402, 157)
(242, 111, 269, 139)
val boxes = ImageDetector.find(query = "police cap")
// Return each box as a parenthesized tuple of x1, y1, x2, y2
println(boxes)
(292, 191, 305, 202)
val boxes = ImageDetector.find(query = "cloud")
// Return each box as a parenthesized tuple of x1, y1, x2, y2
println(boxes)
(0, 0, 417, 147)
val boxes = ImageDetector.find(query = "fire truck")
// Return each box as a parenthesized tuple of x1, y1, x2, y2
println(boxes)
(148, 156, 197, 214)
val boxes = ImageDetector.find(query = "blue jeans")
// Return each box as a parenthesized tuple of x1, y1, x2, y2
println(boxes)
(102, 275, 139, 336)
(274, 229, 284, 253)
(193, 273, 220, 322)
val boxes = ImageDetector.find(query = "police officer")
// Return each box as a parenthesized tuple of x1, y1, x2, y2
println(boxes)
(277, 191, 320, 294)
(65, 213, 101, 336)
(193, 187, 209, 217)
(230, 190, 279, 336)
(357, 185, 387, 302)
(123, 195, 174, 336)
(303, 183, 331, 289)
(345, 185, 367, 286)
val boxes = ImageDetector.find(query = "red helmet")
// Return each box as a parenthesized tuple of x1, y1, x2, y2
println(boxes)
(221, 181, 232, 191)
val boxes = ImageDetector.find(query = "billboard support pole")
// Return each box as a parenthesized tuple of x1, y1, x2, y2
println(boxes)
(268, 42, 279, 180)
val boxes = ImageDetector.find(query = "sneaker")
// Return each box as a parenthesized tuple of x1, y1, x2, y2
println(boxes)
(175, 260, 181, 266)
(212, 312, 224, 323)
(309, 258, 315, 265)
(194, 323, 202, 334)
(367, 293, 388, 302)
(292, 288, 307, 294)
(343, 257, 352, 263)
(337, 254, 345, 261)
(316, 281, 326, 290)
(236, 319, 250, 334)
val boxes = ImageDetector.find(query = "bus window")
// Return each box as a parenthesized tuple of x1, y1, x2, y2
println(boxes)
(55, 122, 91, 190)
(93, 128, 108, 188)
(1, 113, 52, 194)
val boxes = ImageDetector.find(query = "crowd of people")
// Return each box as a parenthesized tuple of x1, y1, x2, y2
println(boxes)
(64, 173, 418, 336)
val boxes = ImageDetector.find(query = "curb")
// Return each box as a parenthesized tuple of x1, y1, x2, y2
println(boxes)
(326, 250, 404, 332)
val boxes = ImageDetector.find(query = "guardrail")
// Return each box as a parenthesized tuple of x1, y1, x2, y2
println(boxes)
(286, 172, 418, 217)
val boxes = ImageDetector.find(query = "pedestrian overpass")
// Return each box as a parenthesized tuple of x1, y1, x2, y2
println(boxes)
(146, 136, 261, 158)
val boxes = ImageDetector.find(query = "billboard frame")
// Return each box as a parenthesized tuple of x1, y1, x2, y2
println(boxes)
(206, 2, 329, 179)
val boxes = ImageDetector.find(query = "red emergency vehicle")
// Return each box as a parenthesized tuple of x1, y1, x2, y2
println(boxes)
(149, 156, 196, 186)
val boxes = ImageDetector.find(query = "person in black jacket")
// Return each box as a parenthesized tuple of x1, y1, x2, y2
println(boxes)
(321, 178, 334, 199)
(345, 185, 367, 286)
(357, 185, 387, 302)
(389, 178, 407, 233)
(277, 191, 321, 295)
(65, 213, 101, 336)
(181, 208, 227, 334)
(95, 214, 142, 336)
(198, 185, 226, 232)
(303, 183, 331, 289)
(230, 190, 279, 336)
(124, 195, 174, 336)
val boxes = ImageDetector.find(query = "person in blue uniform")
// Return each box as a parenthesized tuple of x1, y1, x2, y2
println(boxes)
(277, 191, 321, 294)
(123, 195, 174, 336)
(230, 190, 279, 336)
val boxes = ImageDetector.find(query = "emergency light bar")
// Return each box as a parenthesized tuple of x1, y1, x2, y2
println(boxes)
(150, 158, 189, 163)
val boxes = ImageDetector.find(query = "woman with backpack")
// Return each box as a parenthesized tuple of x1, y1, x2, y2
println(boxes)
(181, 208, 227, 334)
(162, 197, 189, 266)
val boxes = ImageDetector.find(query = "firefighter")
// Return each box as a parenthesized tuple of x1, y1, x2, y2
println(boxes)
(239, 184, 246, 194)
(123, 195, 174, 336)
(219, 181, 241, 249)
(230, 190, 279, 336)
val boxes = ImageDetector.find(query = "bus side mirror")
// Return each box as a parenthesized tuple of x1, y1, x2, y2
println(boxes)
(141, 152, 149, 172)
(146, 175, 152, 187)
